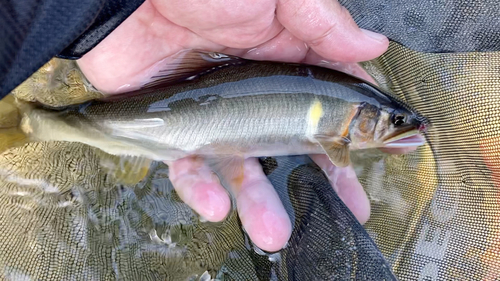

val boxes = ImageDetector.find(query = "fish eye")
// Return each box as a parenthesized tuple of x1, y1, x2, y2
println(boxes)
(392, 113, 406, 126)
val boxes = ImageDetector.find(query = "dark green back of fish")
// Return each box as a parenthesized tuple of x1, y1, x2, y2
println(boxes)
(73, 55, 415, 124)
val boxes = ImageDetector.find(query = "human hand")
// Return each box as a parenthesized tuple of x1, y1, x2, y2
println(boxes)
(77, 0, 393, 252)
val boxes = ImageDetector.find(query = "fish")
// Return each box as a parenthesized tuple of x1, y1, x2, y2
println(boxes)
(19, 51, 428, 181)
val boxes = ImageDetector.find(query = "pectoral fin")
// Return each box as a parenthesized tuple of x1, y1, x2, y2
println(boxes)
(315, 135, 351, 167)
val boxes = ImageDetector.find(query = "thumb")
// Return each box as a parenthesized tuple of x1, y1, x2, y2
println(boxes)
(277, 0, 389, 62)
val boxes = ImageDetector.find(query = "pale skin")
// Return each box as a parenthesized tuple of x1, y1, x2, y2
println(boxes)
(77, 0, 415, 252)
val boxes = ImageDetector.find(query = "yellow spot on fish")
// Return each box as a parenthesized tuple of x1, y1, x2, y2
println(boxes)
(307, 99, 324, 134)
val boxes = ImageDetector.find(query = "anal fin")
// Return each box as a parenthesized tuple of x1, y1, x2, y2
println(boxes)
(205, 155, 246, 194)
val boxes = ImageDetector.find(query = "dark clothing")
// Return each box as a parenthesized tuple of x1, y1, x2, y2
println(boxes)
(0, 0, 144, 99)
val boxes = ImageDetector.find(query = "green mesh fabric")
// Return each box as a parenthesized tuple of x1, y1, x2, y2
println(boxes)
(0, 142, 396, 280)
(359, 43, 500, 280)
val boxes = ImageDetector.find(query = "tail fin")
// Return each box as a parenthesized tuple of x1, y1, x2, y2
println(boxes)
(0, 95, 29, 153)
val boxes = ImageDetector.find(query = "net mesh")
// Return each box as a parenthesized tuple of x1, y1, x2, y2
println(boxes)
(360, 43, 500, 280)
(2, 42, 499, 280)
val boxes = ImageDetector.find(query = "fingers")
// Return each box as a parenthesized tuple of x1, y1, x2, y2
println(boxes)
(232, 158, 292, 252)
(167, 156, 231, 222)
(310, 154, 371, 224)
(168, 156, 291, 252)
(78, 0, 389, 94)
(276, 0, 389, 62)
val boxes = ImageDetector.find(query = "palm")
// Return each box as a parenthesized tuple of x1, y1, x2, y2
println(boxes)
(78, 0, 387, 93)
(77, 0, 392, 252)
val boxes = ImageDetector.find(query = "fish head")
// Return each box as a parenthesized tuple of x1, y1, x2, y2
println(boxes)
(349, 102, 427, 149)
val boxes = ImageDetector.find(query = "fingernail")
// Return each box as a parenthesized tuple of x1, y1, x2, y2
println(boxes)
(360, 28, 387, 43)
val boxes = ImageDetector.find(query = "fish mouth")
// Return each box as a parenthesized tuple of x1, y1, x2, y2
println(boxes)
(382, 129, 426, 147)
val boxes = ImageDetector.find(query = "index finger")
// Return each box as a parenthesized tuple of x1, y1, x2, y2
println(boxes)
(310, 154, 371, 224)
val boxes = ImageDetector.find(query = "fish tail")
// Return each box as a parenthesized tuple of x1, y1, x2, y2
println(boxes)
(17, 100, 52, 141)
(16, 99, 80, 144)
(0, 97, 32, 153)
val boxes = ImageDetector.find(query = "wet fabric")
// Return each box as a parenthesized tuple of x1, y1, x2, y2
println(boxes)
(0, 141, 396, 280)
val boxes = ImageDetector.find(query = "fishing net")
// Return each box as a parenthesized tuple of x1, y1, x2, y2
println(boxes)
(359, 43, 500, 280)
(1, 0, 500, 280)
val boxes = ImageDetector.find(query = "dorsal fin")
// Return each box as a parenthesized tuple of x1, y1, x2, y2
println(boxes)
(141, 50, 247, 89)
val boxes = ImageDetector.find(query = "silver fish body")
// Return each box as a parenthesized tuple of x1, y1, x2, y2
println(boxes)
(21, 52, 427, 167)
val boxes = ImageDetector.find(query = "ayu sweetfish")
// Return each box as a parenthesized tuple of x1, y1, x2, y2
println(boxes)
(20, 51, 427, 171)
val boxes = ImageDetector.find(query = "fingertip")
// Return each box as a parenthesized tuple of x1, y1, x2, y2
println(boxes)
(360, 28, 389, 44)
(243, 207, 292, 252)
(327, 7, 389, 62)
(315, 28, 389, 63)
(310, 155, 371, 224)
(192, 183, 231, 222)
(334, 166, 371, 224)
(357, 202, 371, 225)
(167, 156, 231, 222)
(233, 158, 292, 252)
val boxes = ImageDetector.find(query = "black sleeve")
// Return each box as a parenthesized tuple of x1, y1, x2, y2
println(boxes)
(0, 0, 144, 100)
